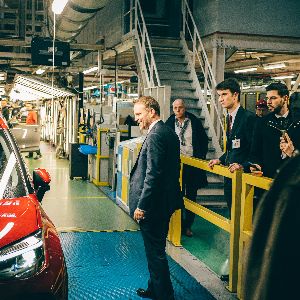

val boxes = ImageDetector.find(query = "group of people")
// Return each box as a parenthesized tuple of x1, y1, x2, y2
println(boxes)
(128, 78, 300, 299)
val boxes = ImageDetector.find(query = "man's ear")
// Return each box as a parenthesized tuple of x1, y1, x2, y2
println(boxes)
(150, 108, 156, 117)
(284, 95, 289, 103)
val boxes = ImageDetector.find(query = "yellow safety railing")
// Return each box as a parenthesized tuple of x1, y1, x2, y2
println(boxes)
(237, 173, 272, 299)
(92, 128, 110, 186)
(168, 155, 242, 292)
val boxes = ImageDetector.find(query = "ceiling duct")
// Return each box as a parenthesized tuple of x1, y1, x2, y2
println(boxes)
(48, 0, 108, 41)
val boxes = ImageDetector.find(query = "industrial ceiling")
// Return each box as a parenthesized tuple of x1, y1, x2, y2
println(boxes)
(0, 0, 299, 99)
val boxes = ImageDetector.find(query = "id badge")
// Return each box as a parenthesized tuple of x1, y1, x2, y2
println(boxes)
(232, 138, 240, 149)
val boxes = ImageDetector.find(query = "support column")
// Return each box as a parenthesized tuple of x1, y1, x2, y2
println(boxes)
(212, 45, 225, 143)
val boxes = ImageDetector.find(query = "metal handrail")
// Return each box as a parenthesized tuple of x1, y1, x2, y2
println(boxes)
(168, 155, 242, 292)
(181, 0, 224, 133)
(133, 0, 161, 87)
(237, 173, 272, 299)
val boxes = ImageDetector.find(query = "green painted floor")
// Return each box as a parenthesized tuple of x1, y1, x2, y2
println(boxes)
(181, 209, 230, 276)
(24, 142, 138, 232)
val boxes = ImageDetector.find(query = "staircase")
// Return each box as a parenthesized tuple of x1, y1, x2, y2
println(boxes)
(150, 37, 225, 205)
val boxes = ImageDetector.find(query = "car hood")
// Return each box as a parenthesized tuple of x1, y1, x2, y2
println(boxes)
(0, 195, 41, 249)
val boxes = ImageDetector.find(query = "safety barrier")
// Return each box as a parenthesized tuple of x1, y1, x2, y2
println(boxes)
(168, 155, 273, 294)
(237, 173, 272, 298)
(92, 128, 110, 186)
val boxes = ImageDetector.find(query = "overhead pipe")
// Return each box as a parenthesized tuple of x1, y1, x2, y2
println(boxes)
(48, 0, 108, 41)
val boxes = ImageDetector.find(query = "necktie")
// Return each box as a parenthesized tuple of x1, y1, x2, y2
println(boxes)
(227, 114, 232, 134)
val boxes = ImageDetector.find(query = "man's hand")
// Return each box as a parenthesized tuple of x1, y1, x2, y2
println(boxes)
(228, 163, 243, 173)
(249, 164, 263, 176)
(134, 208, 145, 221)
(280, 132, 295, 157)
(208, 158, 221, 169)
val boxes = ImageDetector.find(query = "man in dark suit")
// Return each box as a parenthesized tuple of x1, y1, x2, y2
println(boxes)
(208, 78, 256, 216)
(249, 83, 300, 179)
(129, 96, 183, 300)
(165, 98, 208, 237)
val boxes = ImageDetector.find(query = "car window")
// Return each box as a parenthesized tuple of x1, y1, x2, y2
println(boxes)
(0, 131, 27, 199)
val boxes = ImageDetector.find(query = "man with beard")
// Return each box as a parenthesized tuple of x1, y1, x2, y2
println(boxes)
(249, 83, 300, 179)
(129, 96, 183, 300)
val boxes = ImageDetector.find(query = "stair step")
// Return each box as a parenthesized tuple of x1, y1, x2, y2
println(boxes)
(152, 45, 182, 51)
(161, 80, 193, 89)
(150, 38, 181, 47)
(157, 62, 188, 72)
(198, 188, 224, 196)
(159, 71, 190, 80)
(198, 198, 227, 207)
(153, 49, 184, 56)
(171, 89, 197, 99)
(155, 55, 185, 63)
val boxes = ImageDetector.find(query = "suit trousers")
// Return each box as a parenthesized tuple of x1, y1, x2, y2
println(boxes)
(224, 177, 232, 218)
(139, 215, 175, 300)
(182, 165, 198, 230)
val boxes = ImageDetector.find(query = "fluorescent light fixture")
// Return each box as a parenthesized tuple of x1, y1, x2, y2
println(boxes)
(263, 63, 286, 70)
(83, 85, 98, 91)
(83, 66, 98, 75)
(242, 85, 251, 89)
(234, 67, 257, 74)
(35, 68, 45, 75)
(271, 75, 295, 80)
(52, 0, 69, 14)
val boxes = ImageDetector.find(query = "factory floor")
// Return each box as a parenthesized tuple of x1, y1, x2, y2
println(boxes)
(24, 142, 236, 300)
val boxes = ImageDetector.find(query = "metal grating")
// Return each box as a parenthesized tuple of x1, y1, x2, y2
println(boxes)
(60, 231, 215, 300)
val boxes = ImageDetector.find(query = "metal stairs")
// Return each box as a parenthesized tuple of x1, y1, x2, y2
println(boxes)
(149, 37, 225, 205)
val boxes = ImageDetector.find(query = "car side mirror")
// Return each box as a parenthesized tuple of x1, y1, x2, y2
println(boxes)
(33, 168, 51, 202)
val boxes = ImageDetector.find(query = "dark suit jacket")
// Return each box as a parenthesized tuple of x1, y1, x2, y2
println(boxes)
(129, 120, 183, 220)
(249, 112, 300, 178)
(165, 112, 208, 188)
(219, 106, 256, 166)
(243, 154, 300, 300)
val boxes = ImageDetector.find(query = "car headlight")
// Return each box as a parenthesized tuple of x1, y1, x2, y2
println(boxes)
(0, 229, 45, 280)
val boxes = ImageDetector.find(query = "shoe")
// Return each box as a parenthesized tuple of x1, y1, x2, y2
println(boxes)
(34, 155, 42, 160)
(25, 155, 33, 158)
(136, 288, 155, 299)
(220, 274, 229, 281)
(184, 228, 193, 237)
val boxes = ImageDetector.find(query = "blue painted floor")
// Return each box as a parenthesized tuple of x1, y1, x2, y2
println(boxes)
(60, 231, 215, 300)
(28, 143, 218, 300)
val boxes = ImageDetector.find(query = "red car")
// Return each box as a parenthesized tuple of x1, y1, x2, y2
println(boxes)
(0, 117, 68, 299)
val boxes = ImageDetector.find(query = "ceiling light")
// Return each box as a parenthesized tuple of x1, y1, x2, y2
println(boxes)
(35, 68, 45, 75)
(83, 66, 98, 75)
(271, 75, 295, 80)
(83, 86, 98, 91)
(52, 0, 69, 14)
(263, 63, 286, 70)
(234, 67, 257, 74)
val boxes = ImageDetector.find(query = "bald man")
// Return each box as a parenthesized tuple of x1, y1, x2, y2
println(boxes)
(166, 99, 208, 237)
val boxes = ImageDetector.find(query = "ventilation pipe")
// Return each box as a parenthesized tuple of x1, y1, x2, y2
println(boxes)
(48, 0, 108, 41)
